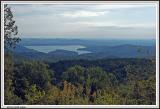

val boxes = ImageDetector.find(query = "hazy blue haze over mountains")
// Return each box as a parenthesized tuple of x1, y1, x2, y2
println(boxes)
(19, 38, 155, 46)
(13, 38, 156, 62)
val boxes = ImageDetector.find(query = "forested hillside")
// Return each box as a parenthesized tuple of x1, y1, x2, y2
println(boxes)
(5, 52, 156, 105)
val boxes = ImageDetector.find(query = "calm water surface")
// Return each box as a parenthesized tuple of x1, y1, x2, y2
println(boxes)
(25, 45, 91, 55)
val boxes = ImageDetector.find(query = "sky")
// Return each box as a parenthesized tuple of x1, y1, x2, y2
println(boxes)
(9, 3, 157, 39)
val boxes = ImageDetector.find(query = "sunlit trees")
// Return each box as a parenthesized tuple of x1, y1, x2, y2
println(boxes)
(61, 66, 119, 103)
(85, 67, 118, 103)
(25, 84, 45, 104)
(42, 85, 61, 104)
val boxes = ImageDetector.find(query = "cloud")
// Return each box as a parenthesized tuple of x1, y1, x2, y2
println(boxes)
(10, 4, 155, 16)
(61, 10, 108, 18)
(67, 21, 155, 28)
(8, 4, 156, 39)
(89, 4, 156, 10)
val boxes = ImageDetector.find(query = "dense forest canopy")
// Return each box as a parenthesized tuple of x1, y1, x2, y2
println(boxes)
(5, 55, 156, 105)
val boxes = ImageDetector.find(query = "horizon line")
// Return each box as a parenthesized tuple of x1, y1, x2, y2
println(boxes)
(20, 38, 156, 40)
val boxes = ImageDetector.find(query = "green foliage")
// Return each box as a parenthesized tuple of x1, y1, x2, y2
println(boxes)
(25, 84, 45, 104)
(14, 60, 52, 89)
(63, 66, 118, 90)
(42, 85, 61, 104)
(4, 53, 23, 104)
(86, 67, 118, 89)
(4, 5, 22, 104)
(4, 53, 14, 105)
(62, 65, 85, 85)
(4, 56, 156, 105)
(12, 60, 53, 102)
(95, 89, 121, 105)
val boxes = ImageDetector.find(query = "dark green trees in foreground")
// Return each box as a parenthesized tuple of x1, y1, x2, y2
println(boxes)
(4, 4, 23, 104)
(4, 54, 156, 105)
(4, 54, 23, 104)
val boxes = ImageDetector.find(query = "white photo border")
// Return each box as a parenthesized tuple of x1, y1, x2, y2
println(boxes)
(1, 0, 159, 108)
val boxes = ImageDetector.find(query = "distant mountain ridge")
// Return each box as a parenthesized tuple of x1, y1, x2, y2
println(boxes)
(7, 38, 155, 62)
(12, 43, 155, 62)
(19, 38, 156, 46)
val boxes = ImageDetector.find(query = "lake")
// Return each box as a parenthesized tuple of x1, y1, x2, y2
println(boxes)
(25, 45, 91, 55)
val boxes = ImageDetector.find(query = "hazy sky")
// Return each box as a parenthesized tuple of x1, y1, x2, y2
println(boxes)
(9, 4, 157, 39)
